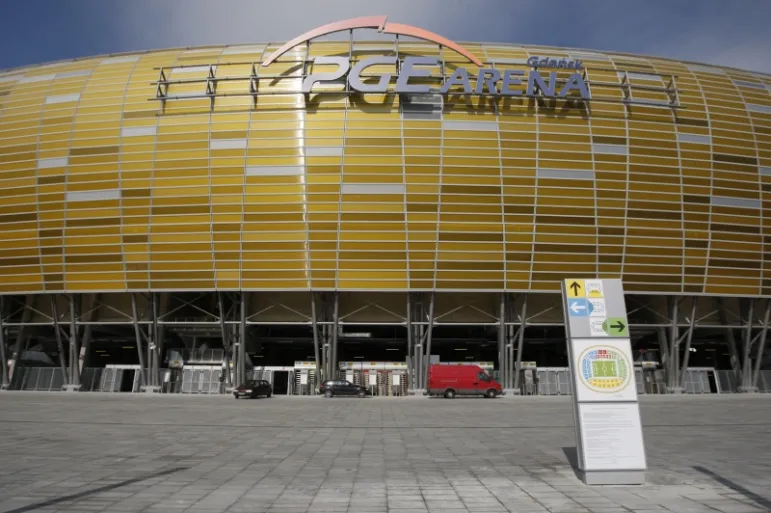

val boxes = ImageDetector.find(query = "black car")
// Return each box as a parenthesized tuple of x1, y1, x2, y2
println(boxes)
(319, 379, 370, 398)
(233, 380, 273, 399)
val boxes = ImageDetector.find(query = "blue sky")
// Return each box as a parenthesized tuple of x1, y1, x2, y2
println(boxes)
(2, 0, 771, 73)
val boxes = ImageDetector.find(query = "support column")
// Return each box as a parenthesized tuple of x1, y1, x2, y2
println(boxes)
(331, 292, 339, 380)
(751, 299, 771, 391)
(10, 295, 34, 384)
(238, 292, 246, 386)
(311, 292, 322, 388)
(0, 297, 9, 390)
(739, 299, 756, 392)
(406, 293, 414, 392)
(50, 295, 70, 387)
(512, 294, 527, 394)
(679, 298, 698, 390)
(80, 293, 100, 374)
(131, 293, 147, 389)
(718, 298, 742, 383)
(657, 326, 670, 378)
(65, 294, 81, 391)
(151, 293, 161, 388)
(217, 292, 233, 388)
(423, 292, 435, 393)
(321, 324, 329, 383)
(157, 293, 169, 387)
(498, 293, 506, 391)
(666, 297, 682, 393)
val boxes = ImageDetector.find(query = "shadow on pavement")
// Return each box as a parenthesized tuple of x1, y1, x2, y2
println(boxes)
(562, 446, 582, 480)
(693, 466, 771, 511)
(0, 466, 187, 513)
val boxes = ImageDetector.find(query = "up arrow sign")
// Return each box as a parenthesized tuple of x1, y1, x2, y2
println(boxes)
(569, 281, 582, 296)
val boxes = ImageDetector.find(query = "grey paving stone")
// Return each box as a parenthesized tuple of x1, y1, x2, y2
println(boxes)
(0, 394, 769, 513)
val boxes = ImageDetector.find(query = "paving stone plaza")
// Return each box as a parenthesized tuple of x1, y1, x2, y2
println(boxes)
(0, 393, 769, 513)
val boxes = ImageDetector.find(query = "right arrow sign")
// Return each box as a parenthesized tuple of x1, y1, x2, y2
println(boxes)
(603, 317, 628, 337)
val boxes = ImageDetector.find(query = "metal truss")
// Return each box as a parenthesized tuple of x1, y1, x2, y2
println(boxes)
(2, 291, 769, 395)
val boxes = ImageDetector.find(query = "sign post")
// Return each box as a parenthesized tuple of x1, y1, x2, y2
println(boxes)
(562, 278, 647, 485)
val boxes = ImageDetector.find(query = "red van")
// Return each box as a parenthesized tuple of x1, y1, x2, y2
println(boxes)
(427, 364, 504, 398)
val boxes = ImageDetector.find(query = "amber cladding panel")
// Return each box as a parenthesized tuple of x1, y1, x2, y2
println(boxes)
(0, 42, 770, 296)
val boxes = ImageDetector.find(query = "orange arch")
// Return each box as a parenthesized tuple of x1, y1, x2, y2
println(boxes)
(262, 15, 483, 67)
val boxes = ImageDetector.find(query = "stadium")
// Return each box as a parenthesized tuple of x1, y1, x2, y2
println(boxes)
(0, 16, 770, 397)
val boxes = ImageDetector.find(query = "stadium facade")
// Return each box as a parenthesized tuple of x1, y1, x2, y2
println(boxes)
(1, 16, 770, 395)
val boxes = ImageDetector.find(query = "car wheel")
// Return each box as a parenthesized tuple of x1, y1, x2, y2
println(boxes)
(486, 389, 497, 399)
(357, 390, 366, 398)
(324, 390, 333, 398)
(444, 389, 456, 399)
(233, 395, 239, 400)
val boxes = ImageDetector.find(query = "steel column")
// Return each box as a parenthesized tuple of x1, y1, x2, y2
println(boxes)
(413, 324, 426, 390)
(50, 296, 69, 384)
(156, 293, 169, 386)
(679, 298, 698, 389)
(10, 295, 33, 382)
(406, 293, 414, 390)
(151, 293, 160, 387)
(217, 292, 232, 387)
(331, 292, 339, 379)
(239, 292, 246, 386)
(311, 292, 322, 385)
(667, 297, 680, 392)
(657, 327, 670, 375)
(741, 299, 755, 391)
(423, 292, 435, 391)
(752, 299, 771, 390)
(513, 294, 527, 392)
(79, 293, 99, 374)
(321, 324, 329, 382)
(498, 293, 506, 388)
(718, 298, 742, 379)
(130, 294, 147, 388)
(0, 297, 8, 389)
(68, 294, 80, 386)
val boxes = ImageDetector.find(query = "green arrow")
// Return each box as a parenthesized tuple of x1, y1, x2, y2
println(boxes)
(603, 317, 628, 336)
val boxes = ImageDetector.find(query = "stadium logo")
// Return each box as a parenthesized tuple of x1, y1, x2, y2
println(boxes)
(264, 16, 590, 100)
(578, 346, 632, 393)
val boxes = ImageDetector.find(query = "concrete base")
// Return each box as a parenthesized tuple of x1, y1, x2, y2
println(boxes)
(62, 384, 82, 392)
(579, 469, 646, 486)
(666, 386, 684, 394)
(504, 388, 521, 396)
(140, 386, 161, 394)
(738, 386, 759, 393)
(0, 384, 9, 391)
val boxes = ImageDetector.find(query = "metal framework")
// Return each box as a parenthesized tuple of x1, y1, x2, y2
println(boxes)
(150, 39, 683, 112)
(1, 291, 770, 394)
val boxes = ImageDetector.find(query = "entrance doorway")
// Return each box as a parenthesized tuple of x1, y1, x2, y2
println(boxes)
(120, 369, 136, 392)
(273, 371, 289, 395)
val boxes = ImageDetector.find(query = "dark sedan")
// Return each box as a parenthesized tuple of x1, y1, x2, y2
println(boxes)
(233, 380, 273, 399)
(319, 379, 370, 398)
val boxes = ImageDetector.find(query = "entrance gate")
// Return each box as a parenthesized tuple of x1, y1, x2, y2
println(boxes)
(100, 365, 142, 392)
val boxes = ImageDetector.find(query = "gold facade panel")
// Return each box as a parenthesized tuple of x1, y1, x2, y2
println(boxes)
(0, 44, 767, 295)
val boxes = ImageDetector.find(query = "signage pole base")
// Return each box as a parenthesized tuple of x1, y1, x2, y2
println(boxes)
(666, 386, 684, 394)
(579, 469, 645, 486)
(62, 384, 81, 392)
(738, 386, 759, 393)
(505, 388, 521, 395)
(0, 384, 9, 391)
(140, 386, 161, 394)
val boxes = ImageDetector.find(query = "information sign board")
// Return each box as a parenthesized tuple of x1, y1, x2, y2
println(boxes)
(562, 278, 647, 485)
